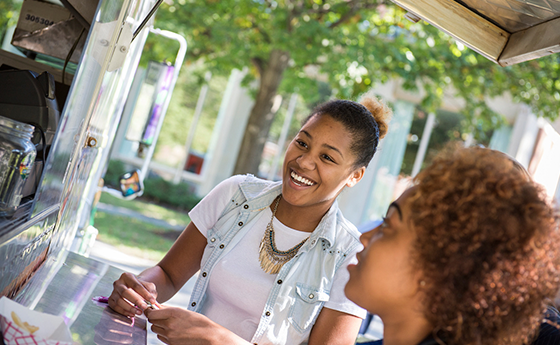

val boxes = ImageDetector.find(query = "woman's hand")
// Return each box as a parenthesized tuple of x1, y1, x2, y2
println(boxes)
(108, 272, 158, 318)
(145, 306, 250, 345)
(107, 222, 207, 318)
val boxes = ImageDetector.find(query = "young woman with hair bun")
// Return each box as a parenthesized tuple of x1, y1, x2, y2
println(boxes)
(109, 96, 392, 344)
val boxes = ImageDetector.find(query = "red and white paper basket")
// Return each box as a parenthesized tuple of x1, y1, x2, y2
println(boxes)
(0, 297, 74, 345)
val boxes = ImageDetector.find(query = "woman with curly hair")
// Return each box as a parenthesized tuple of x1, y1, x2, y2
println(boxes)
(346, 145, 560, 345)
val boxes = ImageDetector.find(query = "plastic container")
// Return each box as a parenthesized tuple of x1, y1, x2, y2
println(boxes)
(0, 115, 36, 217)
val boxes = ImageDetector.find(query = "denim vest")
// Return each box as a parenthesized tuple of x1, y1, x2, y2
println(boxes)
(188, 175, 363, 345)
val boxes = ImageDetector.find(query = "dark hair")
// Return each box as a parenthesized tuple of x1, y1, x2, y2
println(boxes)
(410, 145, 560, 345)
(304, 97, 392, 168)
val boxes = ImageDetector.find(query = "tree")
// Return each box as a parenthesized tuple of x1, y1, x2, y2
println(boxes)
(0, 0, 21, 43)
(154, 0, 560, 175)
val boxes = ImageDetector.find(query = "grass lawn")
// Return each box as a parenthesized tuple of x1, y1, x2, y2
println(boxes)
(94, 192, 190, 261)
(99, 192, 191, 227)
(94, 212, 179, 261)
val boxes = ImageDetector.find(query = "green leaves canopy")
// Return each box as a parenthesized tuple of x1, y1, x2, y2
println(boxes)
(153, 0, 560, 140)
(0, 0, 21, 44)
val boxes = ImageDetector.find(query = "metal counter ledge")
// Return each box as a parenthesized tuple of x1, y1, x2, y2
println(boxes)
(7, 251, 147, 345)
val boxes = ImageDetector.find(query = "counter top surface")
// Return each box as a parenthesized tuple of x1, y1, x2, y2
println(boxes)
(31, 251, 146, 344)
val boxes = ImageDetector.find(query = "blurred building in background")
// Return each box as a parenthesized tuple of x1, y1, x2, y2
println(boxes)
(110, 71, 560, 228)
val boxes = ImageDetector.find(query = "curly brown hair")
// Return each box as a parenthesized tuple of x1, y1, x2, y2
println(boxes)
(409, 145, 560, 345)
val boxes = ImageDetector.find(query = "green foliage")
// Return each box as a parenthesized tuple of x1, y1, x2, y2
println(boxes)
(103, 160, 126, 188)
(94, 212, 174, 261)
(317, 12, 559, 139)
(99, 192, 191, 226)
(267, 94, 310, 141)
(139, 33, 181, 68)
(400, 106, 495, 177)
(400, 109, 467, 176)
(152, 63, 227, 167)
(102, 160, 201, 210)
(142, 177, 202, 211)
(0, 0, 20, 43)
(153, 0, 560, 143)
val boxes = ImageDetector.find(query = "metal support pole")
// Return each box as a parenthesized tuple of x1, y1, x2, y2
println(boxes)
(139, 28, 187, 181)
(411, 112, 436, 177)
(132, 0, 165, 42)
(173, 71, 212, 183)
(268, 93, 297, 180)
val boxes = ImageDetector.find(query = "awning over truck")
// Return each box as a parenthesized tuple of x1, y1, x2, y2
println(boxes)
(391, 0, 560, 66)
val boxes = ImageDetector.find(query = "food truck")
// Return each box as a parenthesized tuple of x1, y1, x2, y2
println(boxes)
(0, 0, 559, 343)
(0, 0, 183, 342)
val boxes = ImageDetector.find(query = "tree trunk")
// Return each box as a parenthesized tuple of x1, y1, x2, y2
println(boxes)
(233, 49, 290, 175)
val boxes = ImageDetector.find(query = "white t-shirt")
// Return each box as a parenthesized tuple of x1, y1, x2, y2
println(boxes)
(189, 175, 361, 341)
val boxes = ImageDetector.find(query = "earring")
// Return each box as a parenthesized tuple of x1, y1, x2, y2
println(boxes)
(420, 280, 426, 287)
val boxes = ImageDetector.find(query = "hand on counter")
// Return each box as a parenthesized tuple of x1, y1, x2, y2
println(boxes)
(108, 272, 158, 318)
(94, 307, 144, 345)
(145, 306, 251, 345)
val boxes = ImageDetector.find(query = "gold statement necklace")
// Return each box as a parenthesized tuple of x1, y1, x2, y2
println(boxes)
(258, 195, 309, 274)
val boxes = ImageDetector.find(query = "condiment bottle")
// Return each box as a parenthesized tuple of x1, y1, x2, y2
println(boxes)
(0, 115, 36, 217)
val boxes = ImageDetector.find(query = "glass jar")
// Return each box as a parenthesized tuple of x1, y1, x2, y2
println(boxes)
(0, 115, 36, 217)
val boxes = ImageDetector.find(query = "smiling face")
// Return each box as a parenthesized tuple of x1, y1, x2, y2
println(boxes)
(281, 114, 365, 211)
(345, 188, 424, 318)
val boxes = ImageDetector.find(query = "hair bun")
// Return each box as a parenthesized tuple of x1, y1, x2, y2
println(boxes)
(360, 96, 392, 139)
